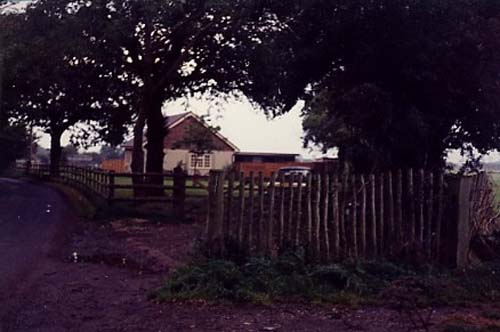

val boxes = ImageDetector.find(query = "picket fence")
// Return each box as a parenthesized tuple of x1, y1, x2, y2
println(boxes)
(206, 169, 451, 263)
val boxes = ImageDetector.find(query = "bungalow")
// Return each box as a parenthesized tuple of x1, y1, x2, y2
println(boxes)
(123, 112, 239, 176)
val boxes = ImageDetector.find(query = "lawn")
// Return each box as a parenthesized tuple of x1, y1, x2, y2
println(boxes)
(488, 172, 500, 205)
(113, 176, 209, 199)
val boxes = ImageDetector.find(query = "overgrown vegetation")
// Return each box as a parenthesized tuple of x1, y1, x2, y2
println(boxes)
(152, 249, 500, 306)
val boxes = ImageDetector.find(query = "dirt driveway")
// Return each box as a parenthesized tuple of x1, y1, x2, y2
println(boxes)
(0, 179, 491, 332)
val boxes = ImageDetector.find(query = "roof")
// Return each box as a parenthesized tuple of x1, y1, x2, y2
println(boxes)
(122, 112, 239, 151)
(235, 152, 300, 157)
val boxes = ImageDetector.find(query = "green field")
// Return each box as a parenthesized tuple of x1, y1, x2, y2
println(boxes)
(488, 172, 500, 204)
(113, 176, 208, 199)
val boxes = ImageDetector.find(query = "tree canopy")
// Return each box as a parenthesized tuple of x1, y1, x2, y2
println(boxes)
(255, 0, 500, 172)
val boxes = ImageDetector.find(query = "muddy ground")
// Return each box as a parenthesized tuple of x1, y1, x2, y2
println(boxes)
(2, 217, 497, 332)
(0, 179, 497, 332)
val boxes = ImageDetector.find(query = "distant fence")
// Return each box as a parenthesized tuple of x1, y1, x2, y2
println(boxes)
(101, 159, 126, 173)
(18, 163, 209, 218)
(206, 169, 492, 267)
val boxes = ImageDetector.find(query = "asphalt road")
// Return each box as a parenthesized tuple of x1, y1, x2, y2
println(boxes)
(0, 178, 72, 330)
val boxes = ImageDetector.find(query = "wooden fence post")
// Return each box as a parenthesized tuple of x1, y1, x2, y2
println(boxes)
(207, 170, 217, 242)
(360, 175, 367, 257)
(268, 172, 277, 254)
(248, 172, 255, 250)
(215, 171, 226, 240)
(227, 172, 235, 237)
(323, 174, 331, 262)
(257, 172, 265, 252)
(173, 166, 187, 221)
(295, 174, 304, 247)
(108, 171, 115, 203)
(370, 174, 377, 255)
(237, 172, 246, 243)
(352, 175, 358, 258)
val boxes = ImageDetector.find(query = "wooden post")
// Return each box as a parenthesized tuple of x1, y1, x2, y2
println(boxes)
(370, 174, 377, 255)
(306, 173, 313, 246)
(267, 172, 277, 254)
(173, 166, 187, 221)
(426, 172, 434, 258)
(418, 169, 425, 247)
(340, 173, 348, 257)
(360, 174, 367, 256)
(278, 173, 286, 248)
(323, 174, 331, 262)
(314, 174, 321, 260)
(296, 174, 304, 247)
(408, 169, 416, 243)
(226, 172, 235, 237)
(215, 171, 226, 240)
(108, 171, 115, 203)
(257, 172, 265, 252)
(237, 172, 246, 243)
(248, 172, 255, 250)
(287, 174, 295, 243)
(435, 172, 444, 260)
(351, 175, 358, 259)
(396, 170, 403, 244)
(387, 171, 395, 250)
(378, 173, 384, 254)
(332, 175, 340, 259)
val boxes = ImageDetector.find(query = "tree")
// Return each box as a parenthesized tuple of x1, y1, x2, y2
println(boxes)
(3, 0, 134, 175)
(251, 0, 500, 172)
(73, 0, 285, 190)
(176, 115, 220, 176)
(0, 124, 27, 171)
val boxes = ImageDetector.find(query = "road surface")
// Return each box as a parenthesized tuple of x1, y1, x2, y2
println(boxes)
(0, 178, 72, 331)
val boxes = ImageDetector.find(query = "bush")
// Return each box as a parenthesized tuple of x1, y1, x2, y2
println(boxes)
(153, 255, 500, 305)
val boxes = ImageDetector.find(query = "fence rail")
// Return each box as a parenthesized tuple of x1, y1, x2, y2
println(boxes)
(18, 163, 209, 218)
(206, 169, 489, 266)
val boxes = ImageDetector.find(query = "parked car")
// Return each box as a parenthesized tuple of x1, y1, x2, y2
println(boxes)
(278, 166, 312, 178)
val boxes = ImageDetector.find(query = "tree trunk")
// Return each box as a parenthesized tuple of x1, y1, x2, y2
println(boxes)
(145, 95, 165, 196)
(131, 109, 146, 197)
(49, 129, 63, 177)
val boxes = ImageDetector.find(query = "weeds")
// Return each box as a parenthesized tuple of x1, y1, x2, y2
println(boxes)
(153, 251, 500, 309)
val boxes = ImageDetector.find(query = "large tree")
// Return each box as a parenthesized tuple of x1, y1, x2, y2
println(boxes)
(72, 0, 285, 188)
(252, 0, 500, 172)
(4, 0, 134, 174)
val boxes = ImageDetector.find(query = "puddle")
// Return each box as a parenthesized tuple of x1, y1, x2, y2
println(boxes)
(68, 252, 156, 273)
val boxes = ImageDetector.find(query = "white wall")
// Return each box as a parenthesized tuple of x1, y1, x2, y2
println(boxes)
(124, 149, 235, 175)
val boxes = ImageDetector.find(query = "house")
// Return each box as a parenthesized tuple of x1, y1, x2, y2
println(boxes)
(123, 112, 239, 176)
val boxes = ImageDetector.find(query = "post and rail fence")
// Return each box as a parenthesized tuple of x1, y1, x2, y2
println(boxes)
(17, 162, 209, 219)
(206, 169, 493, 267)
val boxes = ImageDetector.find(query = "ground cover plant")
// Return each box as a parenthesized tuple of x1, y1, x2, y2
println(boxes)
(153, 248, 500, 308)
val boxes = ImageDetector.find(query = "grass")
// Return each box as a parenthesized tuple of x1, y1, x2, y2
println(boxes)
(488, 172, 500, 205)
(113, 176, 208, 199)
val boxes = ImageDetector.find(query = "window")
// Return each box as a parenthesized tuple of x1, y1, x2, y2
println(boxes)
(190, 154, 212, 169)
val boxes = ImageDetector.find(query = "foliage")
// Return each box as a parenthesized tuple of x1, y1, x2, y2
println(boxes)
(71, 0, 287, 176)
(154, 253, 415, 304)
(0, 124, 27, 171)
(252, 0, 500, 172)
(2, 0, 134, 173)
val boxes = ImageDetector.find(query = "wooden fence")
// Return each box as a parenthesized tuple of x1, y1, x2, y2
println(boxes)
(19, 163, 209, 218)
(206, 169, 490, 266)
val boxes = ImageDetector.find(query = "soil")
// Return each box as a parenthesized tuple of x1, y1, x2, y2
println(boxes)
(0, 179, 497, 332)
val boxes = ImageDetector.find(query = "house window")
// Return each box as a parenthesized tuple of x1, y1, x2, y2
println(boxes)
(190, 154, 212, 169)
